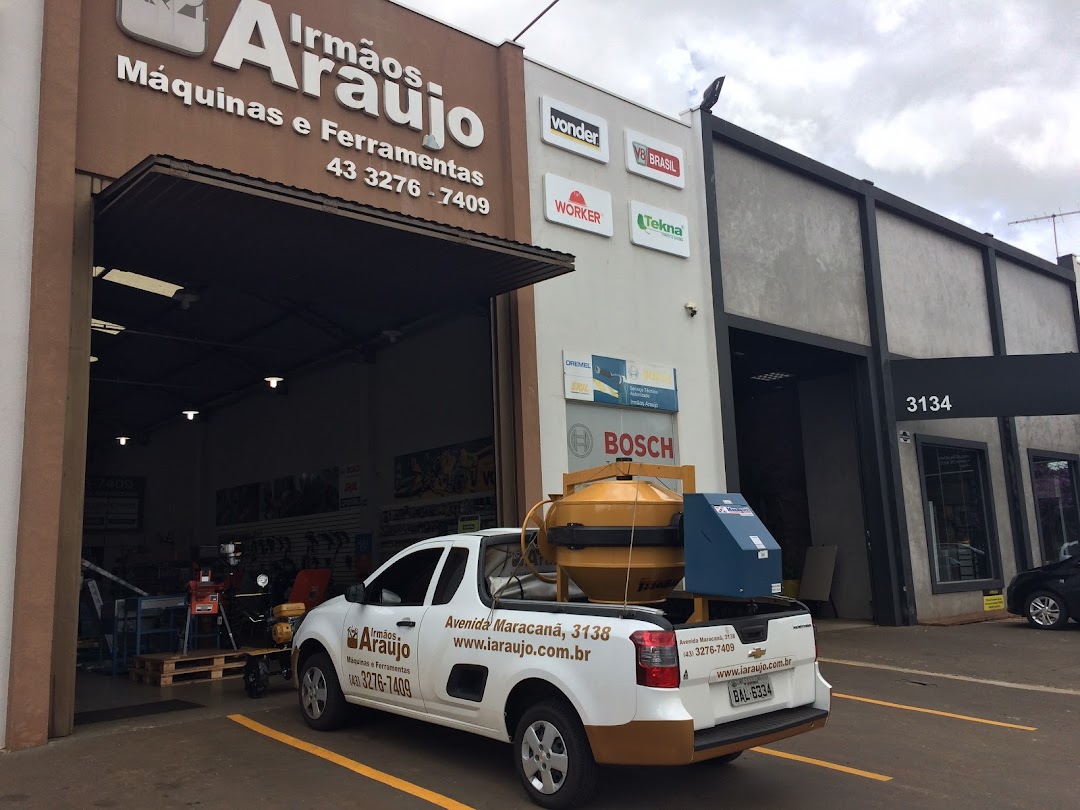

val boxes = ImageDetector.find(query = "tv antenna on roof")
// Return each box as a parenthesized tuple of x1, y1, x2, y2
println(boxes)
(1008, 208, 1080, 259)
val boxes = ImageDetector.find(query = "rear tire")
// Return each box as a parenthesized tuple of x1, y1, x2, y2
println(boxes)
(513, 700, 598, 809)
(298, 652, 348, 730)
(1025, 590, 1070, 630)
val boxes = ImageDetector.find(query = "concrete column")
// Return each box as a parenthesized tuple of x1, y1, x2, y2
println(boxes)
(0, 0, 46, 752)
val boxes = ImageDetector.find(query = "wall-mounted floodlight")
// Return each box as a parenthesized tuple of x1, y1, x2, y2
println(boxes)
(182, 410, 199, 421)
(265, 376, 285, 389)
(116, 436, 131, 446)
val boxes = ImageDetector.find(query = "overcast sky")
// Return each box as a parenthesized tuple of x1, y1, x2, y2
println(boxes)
(397, 0, 1079, 263)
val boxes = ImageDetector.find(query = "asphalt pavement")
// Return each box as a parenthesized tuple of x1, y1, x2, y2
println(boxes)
(1, 617, 1076, 809)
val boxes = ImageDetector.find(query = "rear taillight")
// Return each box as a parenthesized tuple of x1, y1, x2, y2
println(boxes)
(630, 630, 680, 688)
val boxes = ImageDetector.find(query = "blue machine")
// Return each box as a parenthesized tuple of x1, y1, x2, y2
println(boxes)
(682, 493, 783, 598)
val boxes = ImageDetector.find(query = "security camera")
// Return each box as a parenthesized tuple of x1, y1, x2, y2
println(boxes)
(685, 302, 699, 317)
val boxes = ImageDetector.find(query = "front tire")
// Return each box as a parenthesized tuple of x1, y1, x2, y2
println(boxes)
(1025, 590, 1070, 630)
(298, 652, 348, 730)
(513, 700, 598, 810)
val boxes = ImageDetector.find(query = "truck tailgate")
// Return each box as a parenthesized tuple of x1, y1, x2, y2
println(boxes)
(675, 612, 818, 730)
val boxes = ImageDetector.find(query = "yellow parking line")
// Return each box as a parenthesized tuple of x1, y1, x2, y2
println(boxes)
(228, 714, 474, 810)
(754, 747, 893, 781)
(833, 693, 1037, 731)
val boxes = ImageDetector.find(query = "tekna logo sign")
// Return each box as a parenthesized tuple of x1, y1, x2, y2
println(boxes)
(543, 174, 613, 237)
(629, 201, 690, 258)
(115, 0, 486, 153)
(541, 96, 609, 163)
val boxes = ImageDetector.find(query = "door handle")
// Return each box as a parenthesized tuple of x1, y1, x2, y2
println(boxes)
(397, 619, 416, 628)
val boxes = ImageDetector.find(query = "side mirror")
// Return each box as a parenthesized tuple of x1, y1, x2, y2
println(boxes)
(345, 583, 366, 604)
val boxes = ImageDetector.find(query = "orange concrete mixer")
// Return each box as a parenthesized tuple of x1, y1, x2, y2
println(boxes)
(519, 461, 696, 605)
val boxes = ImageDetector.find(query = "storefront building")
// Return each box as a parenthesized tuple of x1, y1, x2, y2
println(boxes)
(1, 0, 570, 751)
(3, 0, 1079, 753)
(701, 116, 1080, 625)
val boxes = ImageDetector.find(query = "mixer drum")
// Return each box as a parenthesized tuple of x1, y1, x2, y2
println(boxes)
(546, 479, 685, 604)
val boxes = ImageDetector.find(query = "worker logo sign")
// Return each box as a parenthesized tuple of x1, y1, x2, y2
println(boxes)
(544, 174, 614, 237)
(118, 0, 209, 57)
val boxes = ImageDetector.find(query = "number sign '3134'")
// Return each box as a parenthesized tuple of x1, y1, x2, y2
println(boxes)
(906, 395, 953, 414)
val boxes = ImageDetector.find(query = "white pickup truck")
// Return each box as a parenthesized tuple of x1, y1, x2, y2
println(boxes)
(291, 530, 831, 808)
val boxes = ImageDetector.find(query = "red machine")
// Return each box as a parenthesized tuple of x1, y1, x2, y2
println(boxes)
(182, 565, 237, 654)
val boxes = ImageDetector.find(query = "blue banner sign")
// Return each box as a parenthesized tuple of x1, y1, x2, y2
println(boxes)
(563, 351, 678, 412)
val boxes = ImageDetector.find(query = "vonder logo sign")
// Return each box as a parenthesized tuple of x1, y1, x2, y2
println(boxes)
(541, 96, 609, 163)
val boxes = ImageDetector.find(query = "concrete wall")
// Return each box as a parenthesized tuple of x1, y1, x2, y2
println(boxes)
(0, 0, 45, 751)
(1015, 416, 1080, 566)
(878, 211, 993, 359)
(998, 259, 1078, 356)
(524, 62, 725, 496)
(799, 374, 873, 619)
(897, 417, 1015, 620)
(998, 258, 1080, 566)
(713, 142, 869, 347)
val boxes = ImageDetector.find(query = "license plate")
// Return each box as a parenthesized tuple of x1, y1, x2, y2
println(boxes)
(728, 675, 773, 707)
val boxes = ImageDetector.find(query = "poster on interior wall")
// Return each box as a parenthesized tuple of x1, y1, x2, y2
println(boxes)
(393, 438, 496, 500)
(563, 350, 679, 412)
(378, 493, 498, 560)
(338, 462, 366, 509)
(84, 476, 145, 532)
(216, 467, 343, 526)
(565, 401, 679, 473)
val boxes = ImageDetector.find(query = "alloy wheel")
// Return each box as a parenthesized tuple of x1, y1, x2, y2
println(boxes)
(520, 720, 570, 795)
(302, 666, 328, 720)
(1029, 595, 1062, 627)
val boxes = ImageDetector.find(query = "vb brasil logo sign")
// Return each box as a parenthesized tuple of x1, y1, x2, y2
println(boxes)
(624, 129, 685, 188)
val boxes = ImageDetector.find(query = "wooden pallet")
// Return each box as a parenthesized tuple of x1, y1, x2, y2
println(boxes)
(129, 648, 286, 687)
(130, 649, 247, 687)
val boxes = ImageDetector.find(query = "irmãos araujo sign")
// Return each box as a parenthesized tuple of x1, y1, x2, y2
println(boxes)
(79, 0, 520, 235)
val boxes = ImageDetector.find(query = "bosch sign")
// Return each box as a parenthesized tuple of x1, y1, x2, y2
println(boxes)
(604, 432, 675, 460)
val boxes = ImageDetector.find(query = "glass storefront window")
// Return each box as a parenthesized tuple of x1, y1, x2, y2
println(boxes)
(1029, 453, 1080, 564)
(918, 439, 1000, 590)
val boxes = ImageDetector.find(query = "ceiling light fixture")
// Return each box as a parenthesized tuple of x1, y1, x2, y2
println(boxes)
(99, 268, 184, 298)
(265, 376, 284, 389)
(91, 318, 126, 336)
(749, 371, 795, 382)
(182, 410, 199, 421)
(116, 436, 131, 446)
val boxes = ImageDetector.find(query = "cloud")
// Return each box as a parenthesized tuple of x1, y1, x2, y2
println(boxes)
(393, 0, 1080, 260)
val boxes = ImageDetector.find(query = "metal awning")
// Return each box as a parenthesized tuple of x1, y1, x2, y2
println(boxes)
(94, 155, 574, 311)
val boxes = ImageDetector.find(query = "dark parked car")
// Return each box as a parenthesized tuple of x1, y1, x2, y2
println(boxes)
(1006, 555, 1080, 630)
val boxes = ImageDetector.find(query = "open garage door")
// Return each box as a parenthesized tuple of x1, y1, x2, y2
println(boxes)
(77, 156, 572, 688)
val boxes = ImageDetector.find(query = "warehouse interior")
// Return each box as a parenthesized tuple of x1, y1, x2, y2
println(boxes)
(74, 158, 571, 702)
(730, 328, 874, 620)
